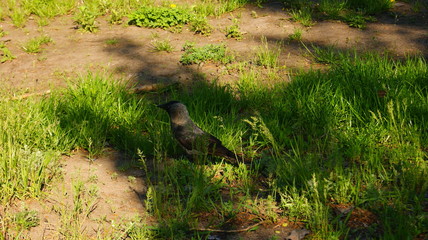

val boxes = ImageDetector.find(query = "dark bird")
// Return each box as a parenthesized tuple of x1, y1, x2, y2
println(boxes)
(157, 101, 237, 163)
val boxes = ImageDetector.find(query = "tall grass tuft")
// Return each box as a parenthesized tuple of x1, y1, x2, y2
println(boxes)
(237, 53, 428, 238)
(43, 72, 155, 157)
(0, 98, 64, 204)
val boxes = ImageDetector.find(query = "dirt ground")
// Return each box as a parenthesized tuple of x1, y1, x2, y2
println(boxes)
(1, 1, 427, 239)
(1, 2, 427, 93)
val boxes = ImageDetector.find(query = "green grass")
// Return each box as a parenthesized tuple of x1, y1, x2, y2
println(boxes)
(283, 0, 394, 28)
(225, 18, 243, 40)
(255, 36, 282, 68)
(128, 6, 192, 29)
(192, 0, 249, 17)
(288, 28, 303, 41)
(189, 15, 213, 35)
(289, 6, 314, 27)
(0, 41, 15, 63)
(180, 42, 234, 65)
(1, 53, 427, 238)
(151, 39, 174, 52)
(21, 35, 53, 53)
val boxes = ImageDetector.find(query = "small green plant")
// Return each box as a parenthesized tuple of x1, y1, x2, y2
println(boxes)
(37, 16, 49, 27)
(180, 42, 233, 65)
(0, 42, 15, 63)
(343, 12, 376, 29)
(14, 209, 40, 230)
(109, 9, 123, 24)
(74, 5, 100, 32)
(189, 15, 212, 35)
(225, 18, 243, 40)
(255, 36, 281, 68)
(151, 39, 174, 52)
(290, 6, 314, 27)
(105, 38, 119, 45)
(22, 35, 53, 53)
(251, 10, 258, 18)
(0, 7, 4, 21)
(11, 7, 27, 28)
(289, 28, 303, 41)
(0, 27, 7, 37)
(318, 0, 347, 19)
(128, 6, 191, 29)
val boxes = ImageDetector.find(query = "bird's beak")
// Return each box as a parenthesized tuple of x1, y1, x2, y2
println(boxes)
(157, 103, 167, 109)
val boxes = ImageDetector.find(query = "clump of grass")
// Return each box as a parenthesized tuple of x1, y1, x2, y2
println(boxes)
(44, 72, 154, 157)
(289, 6, 314, 27)
(0, 97, 64, 204)
(255, 36, 281, 68)
(74, 4, 100, 32)
(225, 18, 243, 40)
(193, 0, 249, 17)
(105, 38, 119, 45)
(0, 27, 7, 37)
(10, 7, 27, 28)
(343, 12, 376, 29)
(151, 39, 174, 52)
(304, 43, 353, 64)
(289, 28, 303, 41)
(13, 209, 40, 230)
(22, 0, 76, 19)
(180, 42, 233, 65)
(318, 0, 347, 19)
(347, 0, 393, 14)
(22, 35, 53, 53)
(1, 41, 15, 63)
(189, 15, 212, 36)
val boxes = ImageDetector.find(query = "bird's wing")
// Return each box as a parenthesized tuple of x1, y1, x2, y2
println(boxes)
(173, 124, 203, 151)
(206, 133, 236, 159)
(174, 123, 236, 159)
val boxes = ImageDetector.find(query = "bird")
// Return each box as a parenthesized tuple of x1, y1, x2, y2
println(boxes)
(157, 101, 237, 164)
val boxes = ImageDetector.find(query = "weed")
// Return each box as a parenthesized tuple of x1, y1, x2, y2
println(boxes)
(74, 4, 100, 32)
(255, 36, 281, 68)
(289, 28, 303, 41)
(0, 27, 7, 37)
(180, 42, 233, 65)
(13, 209, 39, 230)
(193, 0, 249, 17)
(289, 6, 314, 27)
(128, 6, 191, 29)
(105, 38, 119, 45)
(11, 7, 27, 28)
(225, 18, 243, 40)
(189, 15, 213, 35)
(343, 12, 376, 29)
(318, 0, 347, 19)
(304, 43, 353, 64)
(37, 16, 49, 27)
(22, 35, 53, 53)
(151, 39, 174, 52)
(0, 41, 15, 63)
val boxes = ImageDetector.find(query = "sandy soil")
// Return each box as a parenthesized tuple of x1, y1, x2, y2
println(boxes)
(1, 2, 426, 93)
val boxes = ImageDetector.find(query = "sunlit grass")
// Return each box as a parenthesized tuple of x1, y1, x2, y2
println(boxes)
(0, 22, 427, 240)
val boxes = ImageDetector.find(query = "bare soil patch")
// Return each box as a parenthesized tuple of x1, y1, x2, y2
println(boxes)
(1, 2, 426, 93)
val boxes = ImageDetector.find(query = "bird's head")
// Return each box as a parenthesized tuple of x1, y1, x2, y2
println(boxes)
(157, 101, 191, 124)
